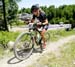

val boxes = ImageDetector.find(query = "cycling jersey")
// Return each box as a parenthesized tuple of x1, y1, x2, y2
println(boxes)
(33, 12, 47, 23)
(32, 12, 48, 31)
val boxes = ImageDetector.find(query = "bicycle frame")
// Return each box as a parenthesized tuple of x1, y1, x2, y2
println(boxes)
(28, 23, 42, 47)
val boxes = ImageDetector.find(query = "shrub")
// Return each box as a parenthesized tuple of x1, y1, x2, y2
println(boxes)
(0, 31, 20, 48)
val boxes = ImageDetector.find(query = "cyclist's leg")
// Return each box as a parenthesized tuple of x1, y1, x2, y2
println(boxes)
(34, 30, 37, 43)
(40, 25, 48, 48)
(40, 29, 46, 48)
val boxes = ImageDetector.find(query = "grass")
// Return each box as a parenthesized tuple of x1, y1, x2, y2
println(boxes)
(47, 29, 75, 41)
(0, 31, 20, 58)
(0, 47, 5, 59)
(9, 20, 25, 27)
(0, 29, 75, 59)
(28, 38, 75, 67)
(0, 31, 20, 45)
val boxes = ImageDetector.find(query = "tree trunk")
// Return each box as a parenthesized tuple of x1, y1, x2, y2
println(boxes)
(2, 0, 8, 31)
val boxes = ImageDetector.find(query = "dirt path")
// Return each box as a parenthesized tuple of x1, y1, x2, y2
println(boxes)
(0, 35, 75, 67)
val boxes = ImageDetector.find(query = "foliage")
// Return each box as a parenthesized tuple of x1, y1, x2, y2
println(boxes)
(0, 31, 20, 58)
(0, 31, 20, 46)
(19, 8, 31, 14)
(19, 5, 75, 25)
(1, 1, 75, 30)
(7, 0, 18, 25)
(0, 0, 21, 31)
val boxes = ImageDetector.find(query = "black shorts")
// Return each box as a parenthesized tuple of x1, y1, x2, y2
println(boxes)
(43, 25, 48, 30)
(37, 25, 49, 31)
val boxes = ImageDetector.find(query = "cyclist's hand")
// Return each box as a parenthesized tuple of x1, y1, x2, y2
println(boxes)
(37, 22, 42, 25)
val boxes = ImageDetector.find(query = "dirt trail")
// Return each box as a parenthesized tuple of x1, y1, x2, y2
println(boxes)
(0, 35, 75, 67)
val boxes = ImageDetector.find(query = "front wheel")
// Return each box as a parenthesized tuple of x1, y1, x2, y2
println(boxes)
(13, 32, 33, 60)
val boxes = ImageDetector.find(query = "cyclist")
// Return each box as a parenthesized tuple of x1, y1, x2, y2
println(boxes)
(31, 4, 49, 49)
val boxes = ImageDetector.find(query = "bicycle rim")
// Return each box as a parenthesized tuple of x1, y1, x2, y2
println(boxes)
(14, 32, 33, 60)
(44, 32, 50, 42)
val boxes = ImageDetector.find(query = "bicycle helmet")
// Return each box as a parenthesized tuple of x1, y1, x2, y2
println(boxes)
(31, 4, 40, 13)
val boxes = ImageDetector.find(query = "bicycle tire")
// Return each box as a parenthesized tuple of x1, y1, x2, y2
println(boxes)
(44, 32, 50, 42)
(13, 32, 33, 60)
(35, 31, 50, 52)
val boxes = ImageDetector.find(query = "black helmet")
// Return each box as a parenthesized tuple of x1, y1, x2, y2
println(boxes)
(31, 4, 40, 13)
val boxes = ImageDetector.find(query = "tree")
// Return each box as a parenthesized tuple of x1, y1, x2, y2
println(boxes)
(7, 0, 18, 25)
(0, 0, 21, 31)
(20, 5, 75, 25)
(2, 0, 8, 31)
(47, 5, 56, 23)
(19, 8, 31, 14)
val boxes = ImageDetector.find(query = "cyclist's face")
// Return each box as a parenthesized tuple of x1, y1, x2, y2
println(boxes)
(32, 9, 40, 16)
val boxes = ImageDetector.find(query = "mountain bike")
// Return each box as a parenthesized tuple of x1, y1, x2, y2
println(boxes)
(13, 22, 50, 60)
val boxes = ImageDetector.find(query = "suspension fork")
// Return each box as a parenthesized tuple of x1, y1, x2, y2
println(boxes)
(36, 31, 42, 45)
(31, 34, 35, 48)
(38, 31, 42, 44)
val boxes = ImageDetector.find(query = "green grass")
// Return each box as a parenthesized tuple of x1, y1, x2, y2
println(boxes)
(0, 31, 20, 58)
(28, 38, 75, 67)
(48, 29, 75, 41)
(10, 20, 27, 27)
(0, 47, 5, 59)
(0, 31, 20, 44)
(0, 29, 75, 59)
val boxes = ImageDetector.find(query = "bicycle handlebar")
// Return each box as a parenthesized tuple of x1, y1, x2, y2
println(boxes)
(28, 23, 37, 30)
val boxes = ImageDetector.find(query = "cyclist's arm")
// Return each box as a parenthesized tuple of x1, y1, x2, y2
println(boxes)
(42, 19, 48, 25)
(31, 19, 35, 23)
(42, 13, 48, 25)
(37, 19, 48, 25)
(31, 15, 35, 23)
(37, 13, 48, 25)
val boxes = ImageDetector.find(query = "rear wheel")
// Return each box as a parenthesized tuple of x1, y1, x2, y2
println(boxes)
(13, 32, 33, 60)
(44, 31, 50, 42)
(34, 32, 43, 53)
(35, 31, 50, 52)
